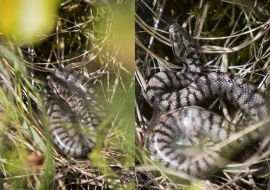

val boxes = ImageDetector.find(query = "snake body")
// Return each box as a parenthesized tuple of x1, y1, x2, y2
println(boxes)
(44, 68, 105, 157)
(144, 24, 268, 177)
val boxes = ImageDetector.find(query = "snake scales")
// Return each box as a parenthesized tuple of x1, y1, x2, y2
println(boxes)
(44, 68, 105, 157)
(144, 24, 268, 178)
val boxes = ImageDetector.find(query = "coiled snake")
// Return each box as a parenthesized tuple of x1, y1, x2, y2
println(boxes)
(44, 68, 105, 157)
(144, 24, 268, 178)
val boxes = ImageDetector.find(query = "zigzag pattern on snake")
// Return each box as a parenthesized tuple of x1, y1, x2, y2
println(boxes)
(144, 24, 268, 178)
(44, 68, 105, 157)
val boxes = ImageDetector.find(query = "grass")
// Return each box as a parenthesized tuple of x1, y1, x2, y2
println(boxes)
(0, 1, 134, 189)
(135, 0, 270, 189)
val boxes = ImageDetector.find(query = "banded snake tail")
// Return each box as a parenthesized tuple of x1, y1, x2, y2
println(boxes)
(44, 68, 105, 157)
(144, 24, 268, 178)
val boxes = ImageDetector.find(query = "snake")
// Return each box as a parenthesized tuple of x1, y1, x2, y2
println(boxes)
(44, 68, 105, 157)
(144, 24, 268, 178)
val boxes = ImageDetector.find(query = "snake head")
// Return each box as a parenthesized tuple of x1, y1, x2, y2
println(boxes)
(51, 68, 93, 101)
(169, 24, 191, 48)
(169, 24, 198, 69)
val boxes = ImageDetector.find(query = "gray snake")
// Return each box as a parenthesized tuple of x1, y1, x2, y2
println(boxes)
(144, 24, 268, 178)
(44, 68, 105, 157)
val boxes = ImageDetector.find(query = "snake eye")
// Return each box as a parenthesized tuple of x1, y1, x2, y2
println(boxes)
(66, 77, 72, 84)
(61, 113, 70, 121)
